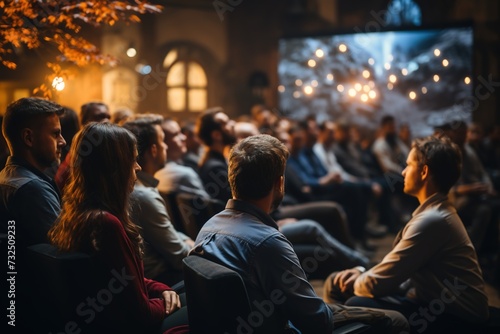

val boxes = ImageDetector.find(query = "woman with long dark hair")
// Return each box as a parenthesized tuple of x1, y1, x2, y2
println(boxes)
(49, 122, 187, 333)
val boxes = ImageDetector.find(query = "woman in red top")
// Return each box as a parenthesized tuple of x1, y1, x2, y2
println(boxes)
(49, 122, 187, 333)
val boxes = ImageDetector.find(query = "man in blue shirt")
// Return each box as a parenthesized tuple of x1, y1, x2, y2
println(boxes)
(1, 97, 66, 247)
(194, 134, 409, 333)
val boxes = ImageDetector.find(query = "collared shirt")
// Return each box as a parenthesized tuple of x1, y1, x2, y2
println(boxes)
(354, 193, 489, 323)
(154, 160, 209, 198)
(0, 156, 61, 246)
(130, 171, 190, 279)
(194, 199, 335, 334)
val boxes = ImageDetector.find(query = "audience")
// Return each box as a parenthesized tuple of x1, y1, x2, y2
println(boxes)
(196, 115, 370, 276)
(324, 135, 490, 333)
(287, 119, 374, 249)
(1, 97, 66, 247)
(48, 122, 188, 333)
(2, 94, 497, 332)
(123, 115, 194, 286)
(193, 134, 409, 333)
(442, 121, 499, 257)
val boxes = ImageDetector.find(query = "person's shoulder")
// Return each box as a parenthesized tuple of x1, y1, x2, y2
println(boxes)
(409, 207, 450, 232)
(98, 212, 125, 232)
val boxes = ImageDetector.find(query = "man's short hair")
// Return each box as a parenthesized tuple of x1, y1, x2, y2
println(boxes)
(229, 134, 289, 200)
(2, 97, 64, 150)
(196, 107, 224, 146)
(411, 135, 462, 193)
(80, 102, 109, 125)
(122, 114, 163, 162)
(380, 115, 395, 126)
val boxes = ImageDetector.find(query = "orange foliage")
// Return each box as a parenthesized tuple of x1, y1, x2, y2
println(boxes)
(0, 0, 163, 97)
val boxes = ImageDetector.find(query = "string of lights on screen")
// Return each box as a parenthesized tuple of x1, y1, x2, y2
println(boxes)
(278, 43, 471, 104)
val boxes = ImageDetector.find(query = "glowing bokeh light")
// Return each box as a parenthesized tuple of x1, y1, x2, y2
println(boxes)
(326, 74, 334, 81)
(126, 47, 137, 58)
(304, 86, 313, 95)
(339, 44, 347, 52)
(315, 49, 324, 58)
(464, 77, 471, 84)
(52, 77, 65, 91)
(368, 91, 376, 99)
(409, 91, 416, 100)
(362, 70, 370, 78)
(401, 68, 408, 76)
(421, 87, 427, 94)
(442, 59, 449, 67)
(308, 59, 316, 67)
(433, 74, 440, 82)
(389, 74, 397, 83)
(337, 84, 344, 92)
(348, 88, 356, 97)
(295, 79, 303, 86)
(434, 49, 441, 57)
(278, 85, 285, 93)
(354, 83, 362, 91)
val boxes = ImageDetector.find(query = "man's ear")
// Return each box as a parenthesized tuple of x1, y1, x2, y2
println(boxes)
(150, 143, 158, 158)
(421, 164, 429, 181)
(275, 175, 284, 192)
(21, 128, 34, 148)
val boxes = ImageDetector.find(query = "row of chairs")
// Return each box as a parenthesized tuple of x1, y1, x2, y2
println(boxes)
(11, 240, 370, 333)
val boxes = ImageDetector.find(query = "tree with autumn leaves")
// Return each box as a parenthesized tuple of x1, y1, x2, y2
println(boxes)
(0, 0, 162, 97)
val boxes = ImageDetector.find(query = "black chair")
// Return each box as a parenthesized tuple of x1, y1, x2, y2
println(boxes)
(182, 255, 371, 334)
(23, 243, 102, 332)
(176, 193, 225, 239)
(159, 191, 187, 234)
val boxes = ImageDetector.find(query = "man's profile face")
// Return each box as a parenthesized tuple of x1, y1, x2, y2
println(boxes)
(214, 112, 236, 146)
(31, 114, 66, 169)
(402, 148, 424, 197)
(154, 124, 168, 167)
(163, 120, 186, 158)
(88, 105, 111, 123)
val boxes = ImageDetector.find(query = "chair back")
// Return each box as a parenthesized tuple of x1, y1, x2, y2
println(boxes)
(176, 193, 224, 239)
(183, 255, 252, 333)
(24, 243, 100, 332)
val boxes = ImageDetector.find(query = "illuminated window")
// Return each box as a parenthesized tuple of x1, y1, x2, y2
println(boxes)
(165, 50, 208, 113)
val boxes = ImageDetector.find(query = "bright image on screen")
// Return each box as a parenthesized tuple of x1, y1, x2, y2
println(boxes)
(278, 26, 473, 137)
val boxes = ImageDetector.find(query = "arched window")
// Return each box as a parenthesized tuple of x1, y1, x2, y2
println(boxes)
(164, 49, 208, 113)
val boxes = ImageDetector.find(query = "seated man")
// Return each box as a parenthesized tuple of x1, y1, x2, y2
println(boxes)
(193, 134, 409, 333)
(123, 115, 194, 285)
(324, 136, 490, 333)
(155, 118, 209, 198)
(1, 97, 66, 247)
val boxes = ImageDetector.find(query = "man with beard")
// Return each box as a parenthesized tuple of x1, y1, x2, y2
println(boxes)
(1, 97, 66, 247)
(193, 134, 409, 334)
(196, 107, 236, 202)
